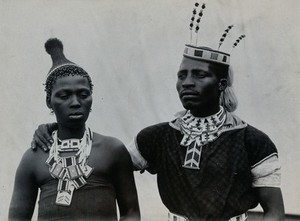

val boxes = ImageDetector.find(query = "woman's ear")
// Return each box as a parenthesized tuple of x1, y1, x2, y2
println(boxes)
(219, 78, 228, 91)
(46, 97, 52, 109)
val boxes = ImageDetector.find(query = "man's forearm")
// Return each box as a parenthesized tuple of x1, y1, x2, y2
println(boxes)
(119, 212, 140, 221)
(263, 211, 285, 221)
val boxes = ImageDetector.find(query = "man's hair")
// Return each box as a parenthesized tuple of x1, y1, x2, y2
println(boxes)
(45, 65, 93, 107)
(208, 62, 229, 79)
(209, 63, 238, 112)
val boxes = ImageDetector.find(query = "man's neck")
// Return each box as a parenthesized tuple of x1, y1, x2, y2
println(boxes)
(57, 124, 86, 140)
(190, 105, 220, 118)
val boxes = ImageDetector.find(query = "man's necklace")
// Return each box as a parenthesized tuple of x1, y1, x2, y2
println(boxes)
(46, 127, 93, 206)
(179, 107, 226, 169)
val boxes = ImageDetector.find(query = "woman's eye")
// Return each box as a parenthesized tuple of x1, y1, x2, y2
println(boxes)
(79, 92, 90, 98)
(58, 94, 69, 99)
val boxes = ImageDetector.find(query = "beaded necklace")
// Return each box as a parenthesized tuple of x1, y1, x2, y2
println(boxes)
(178, 107, 226, 169)
(46, 127, 93, 206)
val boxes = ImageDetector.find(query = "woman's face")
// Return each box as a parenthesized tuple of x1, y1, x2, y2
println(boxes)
(49, 75, 92, 129)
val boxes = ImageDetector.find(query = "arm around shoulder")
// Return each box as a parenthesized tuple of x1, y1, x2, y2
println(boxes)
(9, 149, 39, 220)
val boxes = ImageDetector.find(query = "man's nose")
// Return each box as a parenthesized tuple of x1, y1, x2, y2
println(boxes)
(182, 75, 195, 88)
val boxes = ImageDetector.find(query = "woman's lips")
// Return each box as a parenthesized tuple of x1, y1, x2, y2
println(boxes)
(69, 113, 84, 119)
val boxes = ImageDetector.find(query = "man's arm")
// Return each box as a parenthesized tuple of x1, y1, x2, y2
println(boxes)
(31, 123, 57, 151)
(126, 138, 148, 172)
(9, 149, 39, 220)
(256, 187, 285, 221)
(112, 143, 140, 221)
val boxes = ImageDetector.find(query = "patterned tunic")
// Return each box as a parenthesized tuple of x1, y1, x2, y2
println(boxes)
(132, 112, 280, 221)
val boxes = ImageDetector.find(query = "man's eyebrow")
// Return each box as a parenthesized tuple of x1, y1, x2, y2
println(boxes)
(178, 70, 187, 74)
(191, 69, 209, 74)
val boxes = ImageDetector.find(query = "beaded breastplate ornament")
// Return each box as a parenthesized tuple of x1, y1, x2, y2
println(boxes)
(179, 107, 226, 169)
(46, 127, 93, 206)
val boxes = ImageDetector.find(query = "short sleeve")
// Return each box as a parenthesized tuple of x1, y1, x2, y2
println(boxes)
(135, 123, 168, 174)
(126, 138, 149, 171)
(251, 154, 281, 187)
(245, 125, 281, 187)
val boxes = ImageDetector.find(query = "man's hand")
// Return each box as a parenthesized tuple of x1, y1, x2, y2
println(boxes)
(31, 123, 57, 152)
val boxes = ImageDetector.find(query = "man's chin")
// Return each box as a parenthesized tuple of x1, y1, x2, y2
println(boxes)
(181, 102, 199, 111)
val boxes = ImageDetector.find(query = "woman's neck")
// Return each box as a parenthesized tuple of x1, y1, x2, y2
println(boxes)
(57, 124, 86, 140)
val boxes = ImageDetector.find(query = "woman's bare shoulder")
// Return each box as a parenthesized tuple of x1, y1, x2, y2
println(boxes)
(92, 132, 128, 156)
(92, 132, 124, 147)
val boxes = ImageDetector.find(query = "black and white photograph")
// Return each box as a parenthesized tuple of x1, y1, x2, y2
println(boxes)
(0, 0, 299, 220)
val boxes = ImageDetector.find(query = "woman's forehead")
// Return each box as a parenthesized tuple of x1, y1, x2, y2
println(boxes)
(52, 75, 91, 91)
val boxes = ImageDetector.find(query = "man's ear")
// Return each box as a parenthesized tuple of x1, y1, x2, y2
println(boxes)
(219, 78, 228, 91)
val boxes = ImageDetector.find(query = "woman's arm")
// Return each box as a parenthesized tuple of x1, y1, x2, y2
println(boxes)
(9, 149, 39, 221)
(112, 143, 140, 221)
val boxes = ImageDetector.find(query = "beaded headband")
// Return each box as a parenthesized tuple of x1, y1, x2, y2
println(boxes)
(183, 2, 246, 66)
(48, 63, 81, 76)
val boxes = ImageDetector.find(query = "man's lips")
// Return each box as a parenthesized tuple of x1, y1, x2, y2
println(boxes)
(180, 90, 199, 98)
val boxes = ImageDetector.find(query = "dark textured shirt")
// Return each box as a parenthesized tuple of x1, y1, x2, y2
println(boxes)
(136, 122, 278, 221)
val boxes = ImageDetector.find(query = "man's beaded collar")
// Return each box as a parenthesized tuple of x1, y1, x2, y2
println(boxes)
(169, 107, 246, 169)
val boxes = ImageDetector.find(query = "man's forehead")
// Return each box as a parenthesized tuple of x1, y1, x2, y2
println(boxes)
(179, 57, 211, 71)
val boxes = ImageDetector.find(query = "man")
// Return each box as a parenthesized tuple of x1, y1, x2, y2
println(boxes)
(9, 38, 140, 221)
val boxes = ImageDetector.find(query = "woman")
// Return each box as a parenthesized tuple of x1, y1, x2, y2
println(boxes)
(9, 38, 140, 221)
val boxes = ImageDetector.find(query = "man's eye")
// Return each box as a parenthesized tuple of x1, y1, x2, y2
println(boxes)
(177, 73, 186, 80)
(195, 74, 205, 78)
(194, 72, 206, 78)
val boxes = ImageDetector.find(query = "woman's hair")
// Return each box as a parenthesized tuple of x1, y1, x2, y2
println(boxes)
(45, 65, 93, 107)
(209, 63, 238, 112)
(43, 38, 94, 108)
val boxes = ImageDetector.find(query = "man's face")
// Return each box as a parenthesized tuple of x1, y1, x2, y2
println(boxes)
(176, 57, 221, 111)
(49, 75, 92, 128)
